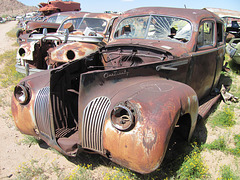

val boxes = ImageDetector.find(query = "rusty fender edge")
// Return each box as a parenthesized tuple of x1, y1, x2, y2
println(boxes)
(102, 79, 199, 174)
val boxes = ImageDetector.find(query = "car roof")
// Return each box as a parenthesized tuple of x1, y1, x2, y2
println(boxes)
(121, 7, 222, 23)
(46, 11, 86, 18)
(65, 12, 118, 21)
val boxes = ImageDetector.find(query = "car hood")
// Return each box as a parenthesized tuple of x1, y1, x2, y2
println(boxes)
(107, 38, 190, 58)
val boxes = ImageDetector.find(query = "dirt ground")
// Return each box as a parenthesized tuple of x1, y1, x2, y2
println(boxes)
(0, 21, 239, 179)
(0, 21, 76, 179)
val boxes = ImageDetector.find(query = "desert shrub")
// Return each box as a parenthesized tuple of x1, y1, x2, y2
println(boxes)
(103, 167, 138, 180)
(176, 144, 209, 179)
(229, 134, 240, 157)
(204, 137, 227, 151)
(0, 50, 25, 88)
(210, 107, 235, 127)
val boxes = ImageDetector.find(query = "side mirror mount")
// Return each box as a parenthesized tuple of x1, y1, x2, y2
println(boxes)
(64, 28, 69, 43)
(43, 28, 47, 36)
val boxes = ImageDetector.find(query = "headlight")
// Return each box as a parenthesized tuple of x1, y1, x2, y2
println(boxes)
(111, 102, 135, 131)
(14, 85, 29, 104)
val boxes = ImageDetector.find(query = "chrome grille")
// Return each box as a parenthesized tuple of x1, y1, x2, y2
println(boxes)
(82, 96, 110, 153)
(34, 87, 51, 138)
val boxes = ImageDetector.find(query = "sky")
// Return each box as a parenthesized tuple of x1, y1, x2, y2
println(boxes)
(18, 0, 240, 13)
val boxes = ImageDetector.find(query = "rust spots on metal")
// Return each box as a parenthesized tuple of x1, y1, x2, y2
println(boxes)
(142, 126, 157, 154)
(48, 42, 99, 63)
(11, 95, 38, 137)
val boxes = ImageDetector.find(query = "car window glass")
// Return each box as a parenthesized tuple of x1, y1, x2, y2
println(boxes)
(114, 15, 191, 42)
(114, 16, 149, 39)
(58, 18, 107, 32)
(197, 21, 214, 47)
(55, 15, 68, 23)
(47, 16, 57, 23)
(58, 18, 83, 31)
(78, 18, 108, 32)
(147, 16, 191, 42)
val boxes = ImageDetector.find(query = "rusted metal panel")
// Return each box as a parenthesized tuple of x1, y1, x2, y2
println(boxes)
(48, 42, 100, 63)
(77, 70, 198, 173)
(11, 70, 51, 137)
(102, 82, 198, 173)
(11, 94, 38, 136)
(17, 41, 36, 62)
(26, 21, 60, 31)
(38, 0, 81, 15)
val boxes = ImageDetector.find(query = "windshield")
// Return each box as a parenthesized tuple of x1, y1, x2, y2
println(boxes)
(58, 17, 108, 32)
(114, 15, 192, 42)
(47, 15, 68, 24)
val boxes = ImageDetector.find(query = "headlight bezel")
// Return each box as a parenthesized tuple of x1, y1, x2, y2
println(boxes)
(14, 84, 30, 105)
(110, 101, 136, 131)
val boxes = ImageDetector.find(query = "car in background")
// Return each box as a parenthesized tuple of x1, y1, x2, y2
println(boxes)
(0, 17, 7, 23)
(226, 38, 240, 64)
(12, 7, 225, 174)
(17, 11, 80, 45)
(0, 17, 4, 23)
(38, 0, 81, 15)
(15, 12, 118, 75)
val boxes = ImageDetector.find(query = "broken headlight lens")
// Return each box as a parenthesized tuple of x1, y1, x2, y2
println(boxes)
(111, 104, 134, 131)
(14, 85, 29, 104)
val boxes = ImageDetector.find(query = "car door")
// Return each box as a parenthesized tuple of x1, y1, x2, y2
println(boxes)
(187, 19, 218, 100)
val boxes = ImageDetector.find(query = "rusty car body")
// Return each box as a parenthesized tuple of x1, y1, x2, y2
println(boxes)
(17, 11, 80, 45)
(12, 7, 225, 174)
(38, 0, 81, 15)
(15, 12, 118, 75)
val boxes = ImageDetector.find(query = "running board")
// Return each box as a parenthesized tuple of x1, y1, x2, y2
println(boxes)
(198, 94, 222, 119)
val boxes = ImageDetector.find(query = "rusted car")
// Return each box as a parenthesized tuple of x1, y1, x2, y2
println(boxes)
(17, 11, 80, 45)
(38, 0, 81, 15)
(15, 12, 118, 75)
(12, 7, 225, 174)
(226, 38, 240, 64)
(16, 12, 118, 75)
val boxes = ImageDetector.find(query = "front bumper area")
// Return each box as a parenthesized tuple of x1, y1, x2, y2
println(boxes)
(15, 63, 44, 76)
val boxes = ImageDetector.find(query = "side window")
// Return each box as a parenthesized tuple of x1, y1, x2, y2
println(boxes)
(197, 21, 214, 47)
(217, 22, 224, 44)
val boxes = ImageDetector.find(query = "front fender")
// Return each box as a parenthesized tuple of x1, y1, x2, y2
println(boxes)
(102, 79, 198, 174)
(11, 70, 51, 137)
